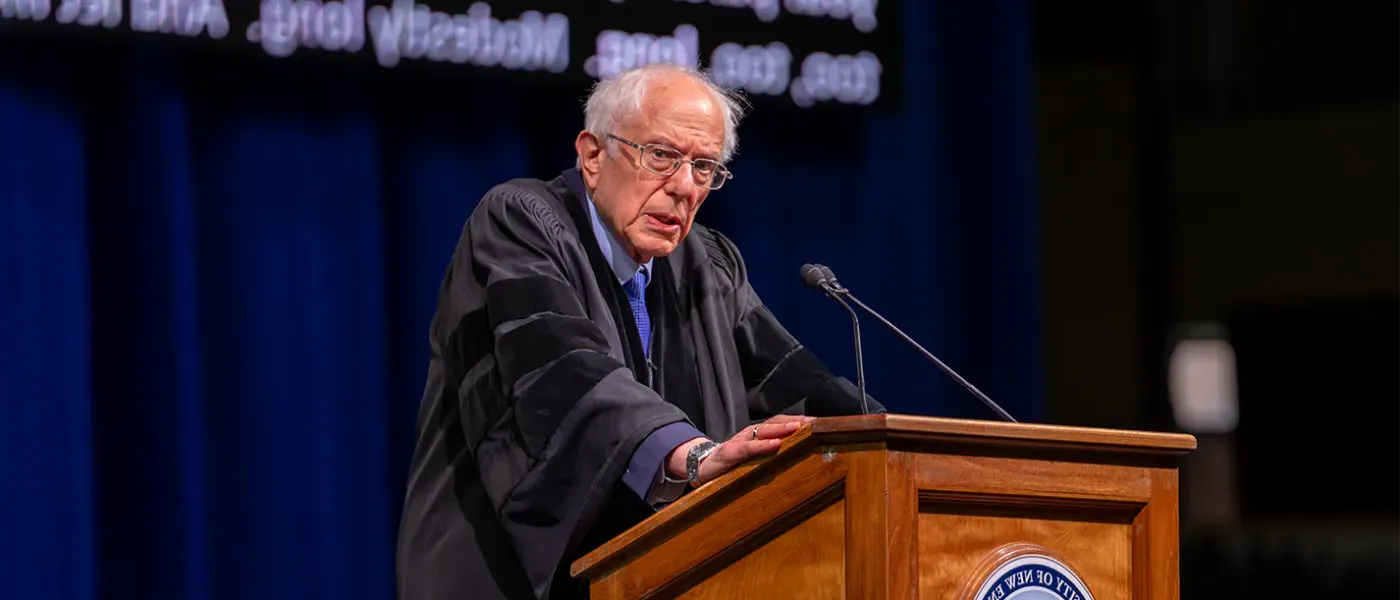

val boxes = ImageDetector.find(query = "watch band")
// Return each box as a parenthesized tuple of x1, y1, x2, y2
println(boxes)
(685, 440, 719, 485)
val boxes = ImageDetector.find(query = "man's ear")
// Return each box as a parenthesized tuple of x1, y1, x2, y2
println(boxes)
(574, 131, 603, 188)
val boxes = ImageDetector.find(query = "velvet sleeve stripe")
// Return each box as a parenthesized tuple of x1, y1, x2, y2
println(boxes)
(485, 275, 588, 330)
(441, 307, 493, 389)
(495, 313, 611, 389)
(512, 350, 625, 459)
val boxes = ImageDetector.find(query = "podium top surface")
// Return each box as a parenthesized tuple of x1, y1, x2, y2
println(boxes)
(805, 413, 1197, 453)
(571, 414, 1195, 579)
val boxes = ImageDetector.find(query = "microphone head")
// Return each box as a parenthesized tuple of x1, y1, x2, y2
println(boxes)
(818, 265, 846, 292)
(800, 263, 830, 290)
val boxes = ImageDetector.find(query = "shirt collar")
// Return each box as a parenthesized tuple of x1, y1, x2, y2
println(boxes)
(585, 187, 653, 287)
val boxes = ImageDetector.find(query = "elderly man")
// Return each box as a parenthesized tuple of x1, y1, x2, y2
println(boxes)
(396, 63, 880, 599)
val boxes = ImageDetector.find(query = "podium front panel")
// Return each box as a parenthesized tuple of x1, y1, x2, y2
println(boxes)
(571, 415, 1191, 600)
(908, 449, 1180, 600)
(676, 499, 846, 599)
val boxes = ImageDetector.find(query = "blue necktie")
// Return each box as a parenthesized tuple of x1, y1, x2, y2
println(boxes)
(622, 269, 650, 358)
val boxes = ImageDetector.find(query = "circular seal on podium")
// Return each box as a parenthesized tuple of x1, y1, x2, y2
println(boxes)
(955, 543, 1096, 600)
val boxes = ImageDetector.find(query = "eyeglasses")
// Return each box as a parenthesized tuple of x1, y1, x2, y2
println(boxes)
(608, 134, 733, 190)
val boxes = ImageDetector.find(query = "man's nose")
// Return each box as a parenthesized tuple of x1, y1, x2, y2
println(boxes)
(664, 162, 697, 197)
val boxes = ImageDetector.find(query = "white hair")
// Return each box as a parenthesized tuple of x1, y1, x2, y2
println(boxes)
(583, 64, 748, 164)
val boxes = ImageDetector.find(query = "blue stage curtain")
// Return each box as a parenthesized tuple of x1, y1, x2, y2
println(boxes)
(0, 2, 1039, 598)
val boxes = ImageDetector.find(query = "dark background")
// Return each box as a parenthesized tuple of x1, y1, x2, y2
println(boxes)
(1036, 0, 1398, 595)
(0, 0, 1394, 598)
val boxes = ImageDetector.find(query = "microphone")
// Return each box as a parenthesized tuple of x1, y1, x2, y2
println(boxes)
(800, 264, 870, 415)
(812, 265, 1017, 423)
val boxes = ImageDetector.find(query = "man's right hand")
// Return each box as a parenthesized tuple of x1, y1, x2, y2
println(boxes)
(665, 415, 815, 486)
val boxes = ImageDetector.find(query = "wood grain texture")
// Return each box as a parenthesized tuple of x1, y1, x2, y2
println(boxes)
(813, 415, 1196, 457)
(585, 451, 848, 599)
(572, 421, 825, 580)
(1131, 469, 1181, 600)
(915, 454, 1153, 509)
(917, 510, 1132, 600)
(570, 415, 1193, 600)
(845, 450, 919, 600)
(675, 500, 846, 600)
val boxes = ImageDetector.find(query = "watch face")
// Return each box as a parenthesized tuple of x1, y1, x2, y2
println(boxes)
(687, 441, 718, 481)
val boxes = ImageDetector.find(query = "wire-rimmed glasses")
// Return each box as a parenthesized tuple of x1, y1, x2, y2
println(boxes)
(609, 134, 733, 190)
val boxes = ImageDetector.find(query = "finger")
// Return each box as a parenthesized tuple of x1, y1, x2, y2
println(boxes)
(715, 438, 781, 466)
(753, 420, 802, 440)
(700, 439, 781, 483)
(762, 414, 811, 426)
(733, 438, 783, 461)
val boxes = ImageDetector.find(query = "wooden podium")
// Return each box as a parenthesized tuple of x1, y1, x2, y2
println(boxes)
(571, 414, 1196, 599)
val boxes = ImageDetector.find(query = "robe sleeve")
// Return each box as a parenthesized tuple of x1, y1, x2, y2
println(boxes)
(700, 229, 886, 419)
(448, 184, 690, 598)
(621, 422, 704, 505)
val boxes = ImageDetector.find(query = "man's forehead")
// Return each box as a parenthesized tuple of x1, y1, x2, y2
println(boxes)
(627, 92, 723, 140)
(644, 79, 718, 115)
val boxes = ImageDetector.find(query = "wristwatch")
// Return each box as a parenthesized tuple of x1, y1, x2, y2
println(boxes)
(685, 440, 720, 486)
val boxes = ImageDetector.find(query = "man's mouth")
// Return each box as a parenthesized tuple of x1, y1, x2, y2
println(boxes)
(645, 212, 683, 231)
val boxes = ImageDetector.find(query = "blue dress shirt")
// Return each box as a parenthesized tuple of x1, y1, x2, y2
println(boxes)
(584, 192, 704, 506)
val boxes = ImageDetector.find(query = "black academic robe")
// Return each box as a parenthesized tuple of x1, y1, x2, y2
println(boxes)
(395, 169, 881, 600)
